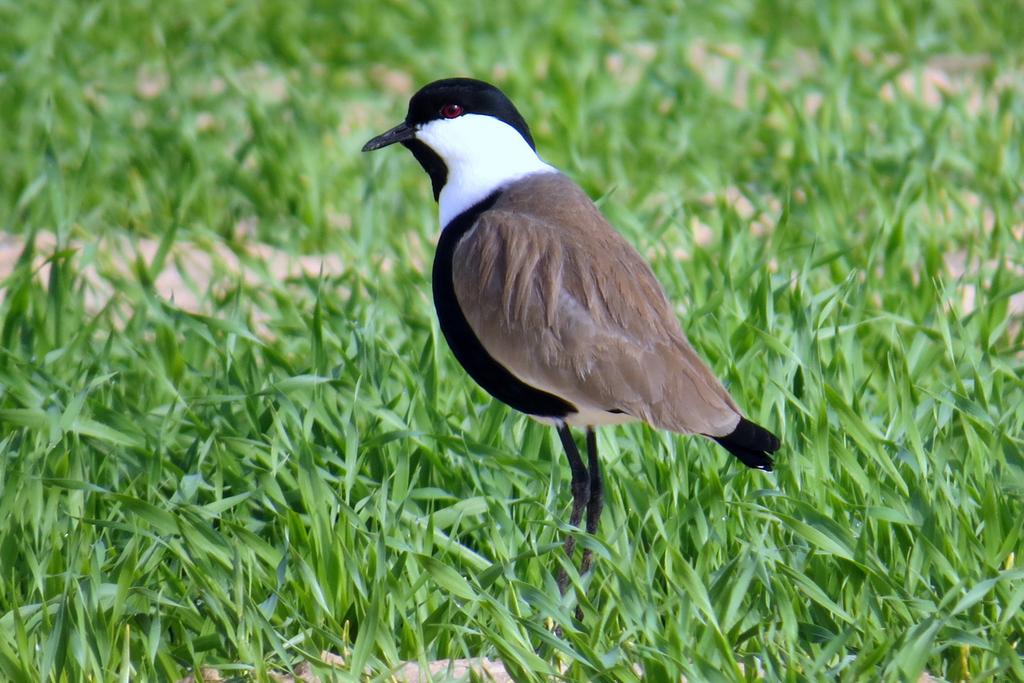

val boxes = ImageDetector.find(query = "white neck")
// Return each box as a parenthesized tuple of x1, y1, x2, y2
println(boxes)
(415, 114, 557, 228)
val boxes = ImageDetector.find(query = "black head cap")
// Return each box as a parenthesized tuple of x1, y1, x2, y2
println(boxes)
(362, 78, 535, 201)
(404, 78, 535, 149)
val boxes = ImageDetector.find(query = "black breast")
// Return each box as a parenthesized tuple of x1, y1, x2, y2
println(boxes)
(431, 193, 576, 418)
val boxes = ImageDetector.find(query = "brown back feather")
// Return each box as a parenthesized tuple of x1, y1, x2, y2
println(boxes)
(451, 173, 741, 435)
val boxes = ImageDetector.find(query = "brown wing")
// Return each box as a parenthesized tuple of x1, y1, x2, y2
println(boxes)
(451, 173, 742, 436)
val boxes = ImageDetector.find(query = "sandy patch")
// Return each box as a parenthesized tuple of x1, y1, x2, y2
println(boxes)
(0, 231, 347, 334)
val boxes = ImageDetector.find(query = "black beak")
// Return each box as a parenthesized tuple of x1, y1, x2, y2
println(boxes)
(362, 121, 415, 152)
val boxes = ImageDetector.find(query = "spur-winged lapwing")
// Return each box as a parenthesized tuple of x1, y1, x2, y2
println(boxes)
(363, 77, 780, 603)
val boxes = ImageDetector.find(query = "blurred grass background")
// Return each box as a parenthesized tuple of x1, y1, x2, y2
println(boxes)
(1, 0, 1023, 680)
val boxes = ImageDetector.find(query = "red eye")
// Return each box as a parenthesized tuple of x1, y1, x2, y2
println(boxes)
(440, 103, 464, 119)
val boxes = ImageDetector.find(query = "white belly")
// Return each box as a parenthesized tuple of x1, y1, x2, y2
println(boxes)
(530, 406, 638, 428)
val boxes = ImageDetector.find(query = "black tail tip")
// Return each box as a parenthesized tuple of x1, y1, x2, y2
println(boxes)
(710, 417, 780, 471)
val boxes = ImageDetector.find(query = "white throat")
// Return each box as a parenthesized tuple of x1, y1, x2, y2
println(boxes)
(415, 114, 557, 228)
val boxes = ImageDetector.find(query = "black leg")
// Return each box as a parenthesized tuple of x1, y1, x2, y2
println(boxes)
(578, 427, 603, 578)
(555, 424, 589, 597)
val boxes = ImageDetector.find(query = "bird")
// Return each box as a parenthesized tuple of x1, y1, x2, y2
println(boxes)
(362, 77, 780, 609)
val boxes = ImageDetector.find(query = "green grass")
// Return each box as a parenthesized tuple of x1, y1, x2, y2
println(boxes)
(2, 0, 1023, 680)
